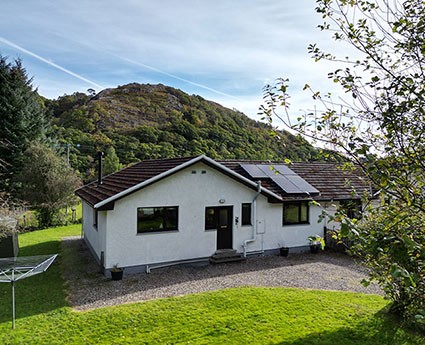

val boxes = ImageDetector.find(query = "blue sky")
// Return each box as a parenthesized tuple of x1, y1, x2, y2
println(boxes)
(0, 0, 344, 122)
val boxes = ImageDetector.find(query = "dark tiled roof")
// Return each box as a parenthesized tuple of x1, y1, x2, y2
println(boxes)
(76, 156, 372, 208)
(290, 162, 370, 201)
(75, 156, 195, 207)
(218, 160, 371, 201)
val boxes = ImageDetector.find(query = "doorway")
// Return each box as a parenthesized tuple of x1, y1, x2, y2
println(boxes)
(205, 206, 233, 250)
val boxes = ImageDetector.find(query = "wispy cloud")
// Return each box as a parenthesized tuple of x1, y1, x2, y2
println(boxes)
(0, 37, 105, 89)
(119, 56, 241, 101)
(0, 0, 340, 118)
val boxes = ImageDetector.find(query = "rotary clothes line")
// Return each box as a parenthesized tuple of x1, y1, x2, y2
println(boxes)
(0, 254, 57, 329)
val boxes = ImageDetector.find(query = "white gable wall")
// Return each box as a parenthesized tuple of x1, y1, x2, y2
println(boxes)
(104, 162, 258, 269)
(82, 200, 108, 262)
(100, 162, 324, 270)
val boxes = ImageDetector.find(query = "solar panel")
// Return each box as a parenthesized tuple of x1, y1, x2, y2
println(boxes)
(239, 164, 268, 178)
(273, 176, 303, 193)
(266, 165, 297, 176)
(240, 164, 319, 195)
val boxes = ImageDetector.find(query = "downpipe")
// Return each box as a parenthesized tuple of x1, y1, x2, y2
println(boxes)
(243, 181, 261, 258)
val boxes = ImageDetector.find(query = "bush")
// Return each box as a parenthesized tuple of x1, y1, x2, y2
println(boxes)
(346, 202, 425, 332)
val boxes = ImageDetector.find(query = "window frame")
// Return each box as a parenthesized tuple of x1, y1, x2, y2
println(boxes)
(137, 206, 179, 234)
(241, 203, 252, 226)
(282, 201, 309, 225)
(340, 200, 362, 219)
(93, 209, 98, 230)
(205, 207, 218, 230)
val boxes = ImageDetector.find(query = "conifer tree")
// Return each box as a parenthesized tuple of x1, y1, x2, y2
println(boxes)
(103, 146, 123, 175)
(0, 55, 47, 191)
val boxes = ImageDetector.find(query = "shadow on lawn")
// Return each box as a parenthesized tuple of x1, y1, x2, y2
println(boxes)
(0, 240, 67, 324)
(274, 310, 423, 345)
(62, 237, 381, 310)
(18, 240, 59, 256)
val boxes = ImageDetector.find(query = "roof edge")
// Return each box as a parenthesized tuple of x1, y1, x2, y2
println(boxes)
(93, 155, 283, 208)
(94, 155, 205, 208)
(200, 156, 283, 202)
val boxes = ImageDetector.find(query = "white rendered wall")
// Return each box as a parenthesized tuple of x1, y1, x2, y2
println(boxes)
(102, 162, 331, 269)
(320, 200, 368, 231)
(321, 201, 341, 231)
(251, 200, 324, 251)
(104, 162, 258, 268)
(82, 200, 106, 262)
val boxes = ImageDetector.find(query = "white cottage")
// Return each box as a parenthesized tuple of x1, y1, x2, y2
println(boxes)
(76, 155, 370, 274)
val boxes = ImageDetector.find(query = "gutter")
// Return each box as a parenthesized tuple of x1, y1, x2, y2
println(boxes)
(242, 181, 262, 258)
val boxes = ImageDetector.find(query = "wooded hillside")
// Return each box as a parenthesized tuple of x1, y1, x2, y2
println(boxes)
(46, 83, 329, 179)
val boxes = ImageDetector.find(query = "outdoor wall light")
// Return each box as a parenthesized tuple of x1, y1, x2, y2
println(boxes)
(219, 199, 225, 204)
(235, 217, 239, 225)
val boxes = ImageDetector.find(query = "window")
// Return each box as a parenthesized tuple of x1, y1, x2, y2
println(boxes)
(340, 200, 362, 219)
(241, 203, 252, 226)
(93, 210, 98, 229)
(137, 207, 178, 233)
(283, 201, 309, 225)
(205, 207, 232, 231)
(205, 207, 217, 230)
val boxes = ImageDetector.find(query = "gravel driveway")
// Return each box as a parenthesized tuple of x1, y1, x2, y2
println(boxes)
(62, 237, 382, 311)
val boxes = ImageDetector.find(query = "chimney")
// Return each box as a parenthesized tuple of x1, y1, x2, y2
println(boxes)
(97, 151, 104, 186)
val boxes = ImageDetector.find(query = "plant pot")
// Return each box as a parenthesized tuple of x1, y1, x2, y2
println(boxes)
(280, 247, 289, 257)
(310, 244, 321, 254)
(110, 269, 123, 281)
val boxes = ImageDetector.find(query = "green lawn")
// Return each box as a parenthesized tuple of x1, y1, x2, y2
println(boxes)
(0, 225, 423, 344)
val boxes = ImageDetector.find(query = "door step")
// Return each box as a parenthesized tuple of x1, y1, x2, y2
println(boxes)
(210, 249, 245, 264)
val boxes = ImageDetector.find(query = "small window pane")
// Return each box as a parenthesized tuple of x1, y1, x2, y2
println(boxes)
(137, 207, 178, 233)
(219, 208, 228, 226)
(340, 200, 362, 219)
(93, 209, 98, 228)
(283, 204, 299, 224)
(205, 207, 217, 229)
(283, 202, 309, 225)
(163, 207, 178, 228)
(300, 203, 308, 222)
(241, 203, 252, 225)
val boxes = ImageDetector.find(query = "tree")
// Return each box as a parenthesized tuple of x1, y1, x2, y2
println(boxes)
(261, 0, 425, 330)
(0, 193, 23, 239)
(17, 142, 81, 228)
(103, 146, 123, 176)
(0, 56, 48, 192)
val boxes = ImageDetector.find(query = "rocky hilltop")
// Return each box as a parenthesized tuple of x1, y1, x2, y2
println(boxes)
(47, 83, 330, 177)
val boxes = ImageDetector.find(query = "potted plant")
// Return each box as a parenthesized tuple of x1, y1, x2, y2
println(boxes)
(278, 243, 289, 257)
(110, 264, 124, 281)
(308, 235, 325, 254)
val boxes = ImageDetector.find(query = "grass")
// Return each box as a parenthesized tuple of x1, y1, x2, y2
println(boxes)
(0, 225, 424, 344)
